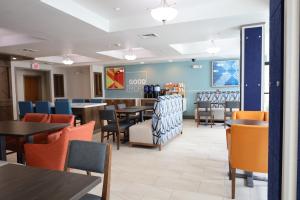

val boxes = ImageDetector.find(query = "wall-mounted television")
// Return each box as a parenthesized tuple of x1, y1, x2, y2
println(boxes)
(212, 60, 240, 87)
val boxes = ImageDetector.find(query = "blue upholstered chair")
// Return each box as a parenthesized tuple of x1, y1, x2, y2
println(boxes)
(35, 101, 51, 114)
(65, 141, 112, 200)
(55, 98, 69, 102)
(90, 99, 103, 103)
(72, 99, 85, 103)
(55, 101, 72, 114)
(18, 101, 33, 119)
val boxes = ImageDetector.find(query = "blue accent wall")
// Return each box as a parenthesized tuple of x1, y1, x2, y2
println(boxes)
(105, 60, 239, 116)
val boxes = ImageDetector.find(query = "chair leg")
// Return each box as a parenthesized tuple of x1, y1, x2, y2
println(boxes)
(113, 132, 115, 142)
(101, 130, 104, 143)
(116, 131, 120, 150)
(196, 111, 199, 127)
(231, 168, 236, 199)
(228, 163, 232, 180)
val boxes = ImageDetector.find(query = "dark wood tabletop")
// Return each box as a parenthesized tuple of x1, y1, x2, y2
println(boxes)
(225, 119, 268, 127)
(116, 106, 153, 113)
(0, 121, 69, 137)
(0, 164, 101, 200)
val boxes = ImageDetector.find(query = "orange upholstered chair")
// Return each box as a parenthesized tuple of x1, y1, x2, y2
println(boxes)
(6, 113, 50, 153)
(24, 131, 69, 171)
(22, 113, 50, 143)
(47, 121, 95, 143)
(228, 125, 268, 199)
(21, 113, 49, 122)
(226, 111, 269, 149)
(49, 114, 75, 126)
(46, 114, 75, 143)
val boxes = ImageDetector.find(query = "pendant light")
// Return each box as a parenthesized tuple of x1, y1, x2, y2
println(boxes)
(151, 0, 178, 24)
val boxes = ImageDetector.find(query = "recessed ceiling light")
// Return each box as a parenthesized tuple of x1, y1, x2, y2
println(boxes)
(124, 54, 137, 61)
(12, 57, 17, 60)
(168, 59, 173, 62)
(114, 7, 121, 11)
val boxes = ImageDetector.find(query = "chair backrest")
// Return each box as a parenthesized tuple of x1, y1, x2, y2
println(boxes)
(232, 111, 266, 121)
(49, 114, 75, 126)
(99, 109, 117, 121)
(90, 99, 103, 103)
(65, 121, 95, 141)
(22, 113, 49, 122)
(65, 141, 112, 200)
(117, 103, 126, 109)
(105, 105, 116, 110)
(55, 101, 72, 114)
(18, 101, 33, 118)
(230, 124, 268, 173)
(47, 121, 95, 144)
(225, 101, 240, 112)
(72, 99, 85, 103)
(197, 101, 211, 111)
(24, 131, 69, 171)
(35, 101, 51, 114)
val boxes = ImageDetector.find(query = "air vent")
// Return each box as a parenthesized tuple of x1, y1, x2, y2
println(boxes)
(139, 33, 159, 39)
(23, 48, 39, 52)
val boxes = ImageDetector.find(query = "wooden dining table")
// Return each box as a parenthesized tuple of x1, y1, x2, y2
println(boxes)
(116, 106, 153, 122)
(0, 121, 69, 163)
(225, 119, 268, 188)
(0, 163, 101, 200)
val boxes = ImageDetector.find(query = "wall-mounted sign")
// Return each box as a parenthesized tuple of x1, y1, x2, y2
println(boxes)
(31, 63, 40, 70)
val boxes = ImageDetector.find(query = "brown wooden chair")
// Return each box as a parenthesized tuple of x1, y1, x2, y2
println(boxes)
(99, 109, 133, 150)
(65, 141, 112, 200)
(224, 101, 240, 128)
(196, 101, 214, 128)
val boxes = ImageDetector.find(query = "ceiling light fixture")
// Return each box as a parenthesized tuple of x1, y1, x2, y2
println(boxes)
(12, 57, 17, 60)
(206, 40, 221, 54)
(62, 57, 74, 65)
(151, 0, 178, 24)
(124, 49, 137, 61)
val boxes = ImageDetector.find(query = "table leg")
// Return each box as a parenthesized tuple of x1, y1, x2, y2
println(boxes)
(139, 111, 144, 122)
(227, 171, 267, 188)
(245, 172, 254, 187)
(0, 136, 7, 161)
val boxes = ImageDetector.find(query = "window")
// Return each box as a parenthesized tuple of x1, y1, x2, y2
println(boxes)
(53, 74, 65, 97)
(94, 72, 103, 97)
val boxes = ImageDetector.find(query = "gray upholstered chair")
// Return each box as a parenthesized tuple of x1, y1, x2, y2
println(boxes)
(196, 101, 214, 128)
(99, 109, 133, 150)
(224, 101, 240, 128)
(65, 141, 112, 200)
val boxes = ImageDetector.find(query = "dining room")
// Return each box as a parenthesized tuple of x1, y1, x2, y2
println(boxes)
(0, 0, 299, 199)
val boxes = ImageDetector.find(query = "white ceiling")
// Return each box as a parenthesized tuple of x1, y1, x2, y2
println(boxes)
(0, 0, 269, 65)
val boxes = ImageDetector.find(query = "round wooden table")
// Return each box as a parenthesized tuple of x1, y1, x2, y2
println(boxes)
(225, 119, 268, 127)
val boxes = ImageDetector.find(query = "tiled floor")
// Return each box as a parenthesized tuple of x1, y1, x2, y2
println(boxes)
(90, 119, 268, 200)
(8, 119, 267, 200)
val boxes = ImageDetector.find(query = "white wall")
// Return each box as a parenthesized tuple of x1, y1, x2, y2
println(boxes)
(10, 61, 105, 119)
(15, 69, 51, 102)
(65, 66, 91, 99)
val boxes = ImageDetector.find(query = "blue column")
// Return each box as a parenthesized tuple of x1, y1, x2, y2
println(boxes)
(241, 25, 264, 111)
(269, 0, 284, 199)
